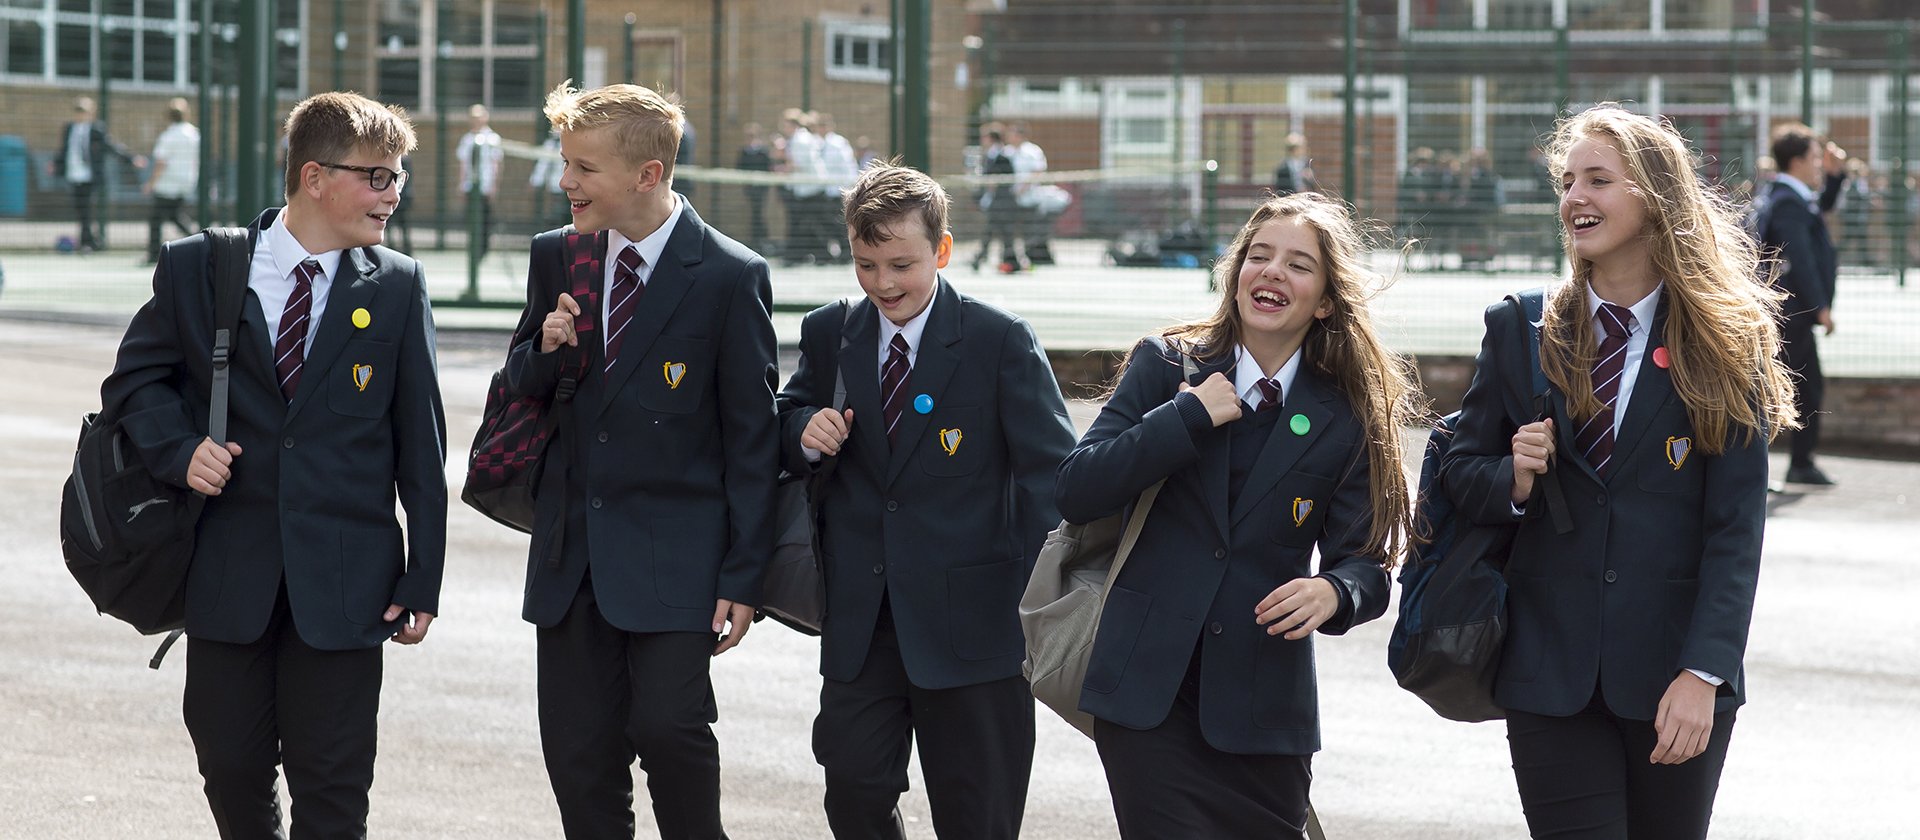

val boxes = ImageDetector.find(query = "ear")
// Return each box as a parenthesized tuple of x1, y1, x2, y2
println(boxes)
(298, 161, 327, 201)
(934, 231, 953, 269)
(1314, 297, 1336, 321)
(635, 159, 664, 192)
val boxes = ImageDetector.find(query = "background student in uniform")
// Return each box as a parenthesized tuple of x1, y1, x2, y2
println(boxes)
(1053, 192, 1420, 839)
(1442, 105, 1797, 840)
(100, 91, 444, 839)
(776, 163, 1075, 840)
(505, 82, 777, 840)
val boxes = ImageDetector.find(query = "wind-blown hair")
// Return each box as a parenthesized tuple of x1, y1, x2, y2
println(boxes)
(1544, 105, 1798, 451)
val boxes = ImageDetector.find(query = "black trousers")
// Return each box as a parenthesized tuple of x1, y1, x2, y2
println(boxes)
(70, 181, 99, 249)
(537, 581, 727, 840)
(813, 607, 1034, 840)
(1507, 693, 1737, 840)
(1093, 662, 1312, 840)
(183, 586, 383, 840)
(1780, 324, 1824, 466)
(149, 195, 194, 260)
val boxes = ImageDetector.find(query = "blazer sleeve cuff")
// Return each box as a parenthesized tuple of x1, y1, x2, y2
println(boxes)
(1173, 390, 1214, 438)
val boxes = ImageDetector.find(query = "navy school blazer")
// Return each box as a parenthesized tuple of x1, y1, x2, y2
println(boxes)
(776, 278, 1077, 690)
(101, 208, 448, 650)
(1054, 337, 1390, 756)
(1440, 293, 1766, 720)
(506, 205, 779, 632)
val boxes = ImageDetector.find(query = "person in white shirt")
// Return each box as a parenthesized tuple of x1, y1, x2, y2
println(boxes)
(456, 104, 504, 258)
(529, 128, 568, 227)
(1008, 123, 1058, 265)
(816, 114, 859, 262)
(781, 108, 828, 264)
(144, 98, 201, 263)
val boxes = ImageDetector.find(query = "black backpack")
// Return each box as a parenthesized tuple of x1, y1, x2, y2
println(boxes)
(59, 228, 250, 665)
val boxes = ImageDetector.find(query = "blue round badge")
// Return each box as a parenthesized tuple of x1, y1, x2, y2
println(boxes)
(914, 394, 934, 414)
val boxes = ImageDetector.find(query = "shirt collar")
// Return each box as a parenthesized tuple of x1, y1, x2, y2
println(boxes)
(1234, 344, 1304, 409)
(878, 285, 938, 352)
(1774, 172, 1818, 205)
(609, 193, 684, 274)
(1586, 282, 1663, 335)
(267, 209, 344, 283)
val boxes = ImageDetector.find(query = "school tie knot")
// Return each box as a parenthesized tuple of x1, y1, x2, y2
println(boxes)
(1256, 377, 1283, 412)
(1597, 302, 1634, 342)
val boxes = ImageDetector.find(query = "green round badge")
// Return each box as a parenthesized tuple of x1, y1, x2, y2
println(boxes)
(1289, 413, 1311, 436)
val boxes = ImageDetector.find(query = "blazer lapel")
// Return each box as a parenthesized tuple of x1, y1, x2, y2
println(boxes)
(1608, 303, 1674, 485)
(1229, 367, 1333, 527)
(837, 300, 887, 478)
(287, 247, 379, 419)
(1178, 349, 1234, 542)
(883, 279, 964, 488)
(596, 209, 705, 417)
(239, 292, 281, 399)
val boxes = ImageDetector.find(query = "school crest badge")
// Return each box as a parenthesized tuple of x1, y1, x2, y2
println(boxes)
(1666, 436, 1692, 470)
(939, 428, 963, 456)
(352, 364, 372, 392)
(1292, 497, 1314, 527)
(662, 362, 687, 390)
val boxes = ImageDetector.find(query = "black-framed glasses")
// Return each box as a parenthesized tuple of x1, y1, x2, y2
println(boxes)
(318, 162, 409, 191)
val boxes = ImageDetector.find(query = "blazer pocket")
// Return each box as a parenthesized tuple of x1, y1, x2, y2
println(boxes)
(947, 557, 1023, 661)
(339, 525, 403, 625)
(328, 338, 400, 419)
(920, 407, 985, 478)
(1084, 585, 1152, 694)
(1251, 635, 1314, 730)
(635, 336, 714, 415)
(1269, 472, 1336, 547)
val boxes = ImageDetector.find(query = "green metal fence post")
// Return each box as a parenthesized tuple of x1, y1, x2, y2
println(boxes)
(1204, 159, 1219, 290)
(237, 0, 269, 217)
(1898, 28, 1911, 288)
(333, 0, 346, 91)
(1802, 0, 1815, 125)
(197, 0, 214, 228)
(801, 19, 813, 112)
(901, 0, 930, 171)
(1172, 18, 1185, 229)
(465, 139, 483, 302)
(568, 0, 585, 87)
(1342, 0, 1357, 201)
(435, 41, 448, 251)
(97, 11, 112, 249)
(623, 14, 636, 82)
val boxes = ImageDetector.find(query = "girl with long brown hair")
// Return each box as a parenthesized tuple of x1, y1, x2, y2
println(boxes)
(1442, 104, 1797, 839)
(1055, 192, 1422, 837)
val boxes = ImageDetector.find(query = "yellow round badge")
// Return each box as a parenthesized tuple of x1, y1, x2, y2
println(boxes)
(351, 308, 371, 329)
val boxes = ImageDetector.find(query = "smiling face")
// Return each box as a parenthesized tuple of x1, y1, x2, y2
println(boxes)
(1234, 218, 1333, 349)
(299, 147, 403, 252)
(557, 126, 664, 236)
(850, 215, 951, 326)
(1560, 134, 1654, 268)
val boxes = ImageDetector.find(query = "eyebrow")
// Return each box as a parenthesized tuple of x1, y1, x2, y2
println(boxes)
(1284, 249, 1321, 266)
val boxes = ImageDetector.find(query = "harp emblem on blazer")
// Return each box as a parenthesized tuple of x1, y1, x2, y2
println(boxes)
(939, 428, 963, 456)
(1666, 436, 1692, 470)
(352, 364, 372, 392)
(1292, 497, 1314, 527)
(662, 362, 687, 389)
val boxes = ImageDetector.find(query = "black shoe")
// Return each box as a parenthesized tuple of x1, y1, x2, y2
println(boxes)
(1784, 464, 1836, 486)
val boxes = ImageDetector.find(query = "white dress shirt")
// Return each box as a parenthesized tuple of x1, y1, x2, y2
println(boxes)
(250, 212, 344, 354)
(1232, 344, 1303, 412)
(601, 194, 684, 356)
(1588, 282, 1663, 440)
(65, 122, 93, 184)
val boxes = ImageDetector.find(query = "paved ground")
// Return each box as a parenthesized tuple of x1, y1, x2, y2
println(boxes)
(1, 315, 1916, 838)
(3, 237, 1918, 377)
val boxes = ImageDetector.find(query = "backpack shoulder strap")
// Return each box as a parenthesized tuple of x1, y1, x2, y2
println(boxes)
(203, 227, 251, 445)
(1508, 287, 1549, 401)
(830, 297, 861, 411)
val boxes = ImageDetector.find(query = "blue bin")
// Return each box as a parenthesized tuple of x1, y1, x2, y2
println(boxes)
(0, 135, 28, 217)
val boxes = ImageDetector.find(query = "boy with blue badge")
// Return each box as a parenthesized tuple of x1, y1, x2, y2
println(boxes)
(777, 163, 1076, 839)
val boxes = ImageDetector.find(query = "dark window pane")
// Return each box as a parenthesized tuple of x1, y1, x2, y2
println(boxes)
(876, 38, 890, 71)
(378, 57, 420, 110)
(59, 0, 91, 13)
(142, 29, 173, 84)
(850, 38, 869, 68)
(440, 57, 483, 107)
(494, 57, 537, 106)
(56, 22, 90, 78)
(378, 0, 421, 48)
(437, 0, 482, 45)
(105, 0, 135, 16)
(831, 35, 845, 66)
(274, 30, 298, 91)
(495, 2, 538, 46)
(107, 28, 133, 81)
(5, 19, 44, 76)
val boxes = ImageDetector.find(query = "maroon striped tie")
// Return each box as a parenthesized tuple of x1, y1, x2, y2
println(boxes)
(880, 333, 912, 447)
(1574, 302, 1635, 478)
(273, 259, 321, 401)
(603, 245, 644, 372)
(1256, 377, 1282, 412)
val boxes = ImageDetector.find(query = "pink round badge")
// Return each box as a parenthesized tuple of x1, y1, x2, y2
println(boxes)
(1652, 346, 1670, 369)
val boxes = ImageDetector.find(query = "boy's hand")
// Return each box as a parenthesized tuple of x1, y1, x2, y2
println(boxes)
(186, 438, 244, 495)
(1255, 576, 1338, 640)
(712, 599, 754, 655)
(1178, 372, 1243, 427)
(539, 292, 582, 353)
(384, 606, 434, 644)
(1511, 418, 1555, 504)
(801, 408, 855, 456)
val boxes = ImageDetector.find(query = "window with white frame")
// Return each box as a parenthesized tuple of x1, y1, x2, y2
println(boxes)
(825, 19, 890, 84)
(375, 0, 540, 113)
(1405, 0, 1764, 34)
(0, 0, 297, 89)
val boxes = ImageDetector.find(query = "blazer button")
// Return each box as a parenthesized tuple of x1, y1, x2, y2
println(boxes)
(590, 497, 603, 510)
(1209, 621, 1223, 635)
(1596, 493, 1608, 507)
(1604, 569, 1618, 583)
(597, 431, 609, 443)
(1214, 549, 1226, 559)
(886, 500, 899, 512)
(871, 564, 884, 575)
(282, 437, 294, 449)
